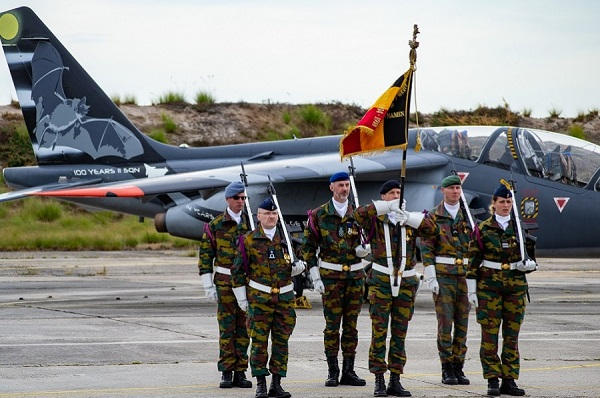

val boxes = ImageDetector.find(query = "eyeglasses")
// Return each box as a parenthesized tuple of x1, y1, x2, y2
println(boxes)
(231, 195, 247, 201)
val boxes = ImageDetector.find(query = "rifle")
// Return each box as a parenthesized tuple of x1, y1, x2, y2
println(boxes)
(500, 179, 529, 262)
(267, 175, 295, 264)
(450, 171, 475, 230)
(239, 162, 255, 230)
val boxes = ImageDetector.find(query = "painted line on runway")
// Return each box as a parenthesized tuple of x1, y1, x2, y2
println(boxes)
(2, 335, 600, 347)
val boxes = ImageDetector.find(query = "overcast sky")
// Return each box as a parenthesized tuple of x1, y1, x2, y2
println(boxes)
(1, 0, 599, 117)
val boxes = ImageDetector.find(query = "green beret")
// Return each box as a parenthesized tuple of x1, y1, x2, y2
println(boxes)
(441, 175, 461, 188)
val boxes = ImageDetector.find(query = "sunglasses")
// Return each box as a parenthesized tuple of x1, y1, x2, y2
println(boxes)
(231, 195, 247, 201)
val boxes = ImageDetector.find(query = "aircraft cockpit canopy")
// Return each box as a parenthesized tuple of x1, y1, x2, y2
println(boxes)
(412, 126, 600, 190)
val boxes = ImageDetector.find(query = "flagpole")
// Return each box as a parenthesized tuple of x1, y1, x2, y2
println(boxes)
(398, 24, 419, 207)
(394, 25, 419, 289)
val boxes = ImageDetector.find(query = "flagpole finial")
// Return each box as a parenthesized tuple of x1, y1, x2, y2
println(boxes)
(408, 24, 419, 68)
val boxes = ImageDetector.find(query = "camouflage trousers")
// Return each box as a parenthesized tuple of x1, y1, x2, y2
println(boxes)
(321, 277, 364, 358)
(368, 282, 417, 374)
(476, 269, 527, 380)
(433, 275, 470, 364)
(247, 298, 296, 377)
(216, 284, 249, 372)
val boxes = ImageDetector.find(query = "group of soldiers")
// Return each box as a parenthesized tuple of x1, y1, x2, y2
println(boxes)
(198, 172, 538, 397)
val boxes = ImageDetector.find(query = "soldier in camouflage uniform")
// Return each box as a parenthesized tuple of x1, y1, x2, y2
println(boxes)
(354, 180, 428, 397)
(466, 183, 537, 396)
(198, 181, 252, 389)
(232, 197, 303, 398)
(419, 175, 472, 385)
(302, 172, 366, 388)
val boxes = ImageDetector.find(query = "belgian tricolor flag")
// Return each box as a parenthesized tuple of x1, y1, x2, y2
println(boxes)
(340, 67, 413, 159)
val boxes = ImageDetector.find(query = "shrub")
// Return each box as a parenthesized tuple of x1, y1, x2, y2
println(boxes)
(548, 107, 562, 118)
(300, 104, 326, 125)
(122, 95, 137, 105)
(149, 128, 168, 143)
(111, 95, 121, 106)
(195, 91, 215, 106)
(33, 201, 62, 222)
(282, 112, 292, 124)
(161, 113, 177, 134)
(154, 91, 186, 105)
(568, 124, 586, 140)
(521, 108, 532, 117)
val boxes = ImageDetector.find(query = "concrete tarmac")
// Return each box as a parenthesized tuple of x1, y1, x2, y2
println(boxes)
(0, 251, 599, 397)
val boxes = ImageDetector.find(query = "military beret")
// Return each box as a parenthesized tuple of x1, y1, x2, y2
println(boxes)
(441, 175, 461, 188)
(493, 184, 512, 198)
(380, 179, 401, 194)
(329, 172, 350, 183)
(258, 197, 277, 211)
(224, 181, 245, 198)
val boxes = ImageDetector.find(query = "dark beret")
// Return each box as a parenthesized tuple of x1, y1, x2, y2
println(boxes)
(380, 179, 401, 194)
(441, 175, 461, 188)
(493, 184, 512, 198)
(258, 197, 277, 211)
(329, 172, 350, 183)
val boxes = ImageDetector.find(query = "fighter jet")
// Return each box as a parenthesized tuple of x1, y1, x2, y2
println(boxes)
(1, 7, 599, 256)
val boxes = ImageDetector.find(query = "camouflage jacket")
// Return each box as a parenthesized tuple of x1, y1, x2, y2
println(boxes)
(232, 226, 294, 303)
(420, 201, 473, 276)
(302, 199, 363, 280)
(354, 203, 421, 288)
(198, 210, 251, 286)
(466, 216, 523, 279)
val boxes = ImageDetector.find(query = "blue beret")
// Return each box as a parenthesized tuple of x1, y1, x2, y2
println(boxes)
(225, 181, 245, 198)
(380, 179, 401, 194)
(329, 172, 350, 183)
(493, 184, 512, 198)
(258, 197, 277, 211)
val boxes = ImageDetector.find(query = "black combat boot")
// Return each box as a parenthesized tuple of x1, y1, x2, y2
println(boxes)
(268, 374, 291, 398)
(339, 356, 366, 386)
(500, 378, 525, 396)
(441, 363, 458, 385)
(487, 377, 500, 396)
(255, 375, 268, 398)
(452, 362, 470, 385)
(373, 373, 387, 397)
(219, 371, 233, 388)
(386, 372, 411, 397)
(233, 370, 253, 388)
(325, 356, 339, 387)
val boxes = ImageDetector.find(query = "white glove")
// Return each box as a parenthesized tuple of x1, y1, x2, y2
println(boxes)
(232, 286, 248, 312)
(516, 259, 538, 272)
(373, 199, 400, 215)
(200, 273, 218, 302)
(291, 260, 306, 277)
(310, 266, 325, 294)
(423, 265, 439, 295)
(466, 278, 478, 308)
(355, 244, 371, 258)
(395, 210, 425, 228)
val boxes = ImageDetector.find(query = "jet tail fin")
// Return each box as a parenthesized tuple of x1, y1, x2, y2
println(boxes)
(0, 7, 164, 165)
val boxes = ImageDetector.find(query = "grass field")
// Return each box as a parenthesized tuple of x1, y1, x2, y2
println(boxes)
(0, 195, 196, 251)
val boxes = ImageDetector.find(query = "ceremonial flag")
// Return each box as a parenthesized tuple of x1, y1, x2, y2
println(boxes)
(340, 67, 413, 159)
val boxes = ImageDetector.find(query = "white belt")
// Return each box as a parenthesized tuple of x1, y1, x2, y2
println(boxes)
(249, 280, 294, 295)
(435, 256, 468, 266)
(319, 260, 364, 272)
(372, 263, 417, 277)
(481, 260, 520, 270)
(215, 266, 231, 275)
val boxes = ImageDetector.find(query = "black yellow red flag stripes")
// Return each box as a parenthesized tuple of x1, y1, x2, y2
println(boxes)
(340, 67, 413, 159)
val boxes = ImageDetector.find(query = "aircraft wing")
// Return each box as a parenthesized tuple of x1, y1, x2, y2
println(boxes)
(30, 150, 449, 198)
(0, 178, 102, 202)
